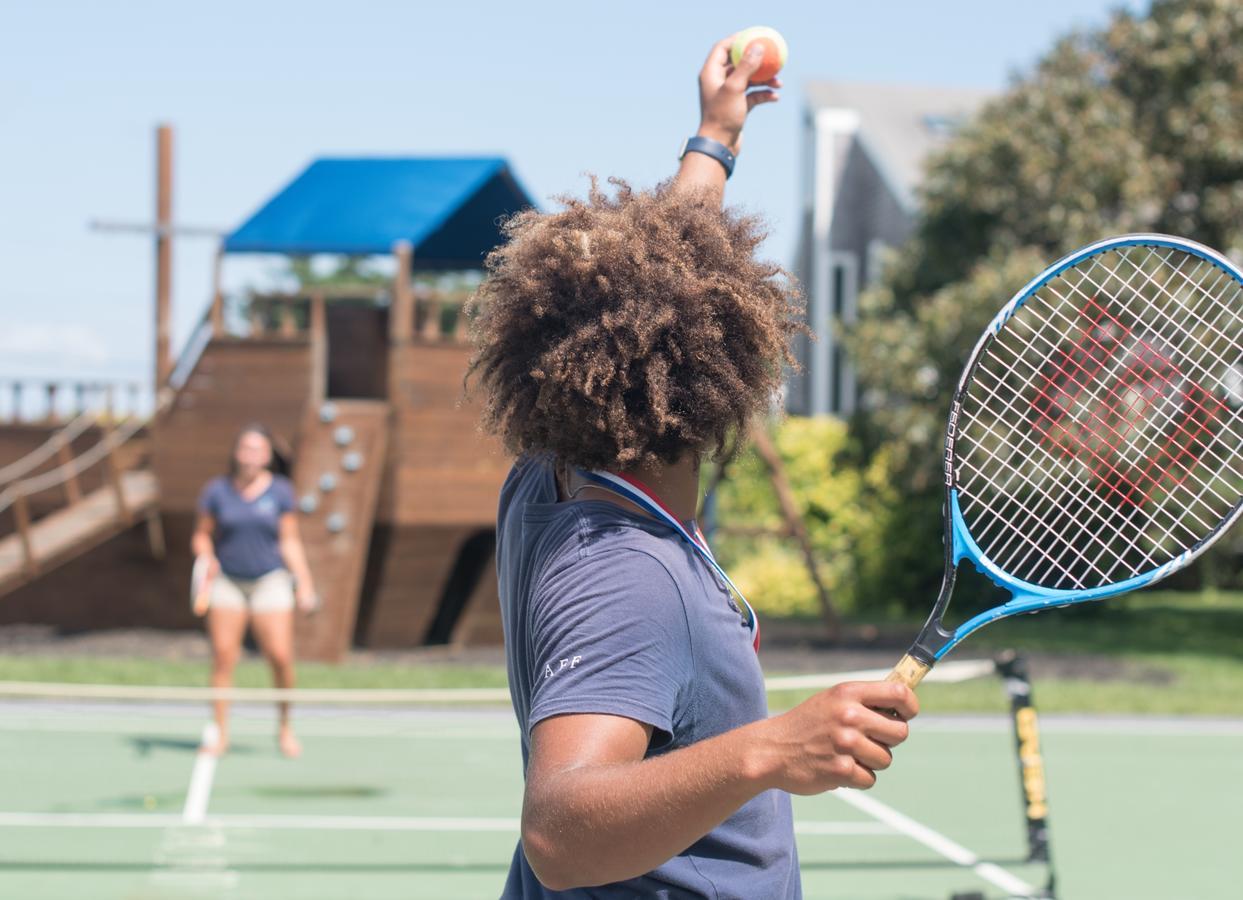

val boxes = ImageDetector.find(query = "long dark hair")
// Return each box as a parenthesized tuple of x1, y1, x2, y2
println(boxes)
(226, 422, 291, 478)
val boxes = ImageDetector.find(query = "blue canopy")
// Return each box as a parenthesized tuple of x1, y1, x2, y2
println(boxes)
(223, 157, 534, 268)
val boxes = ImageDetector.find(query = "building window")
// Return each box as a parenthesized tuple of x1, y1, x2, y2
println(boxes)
(831, 264, 845, 413)
(827, 254, 858, 416)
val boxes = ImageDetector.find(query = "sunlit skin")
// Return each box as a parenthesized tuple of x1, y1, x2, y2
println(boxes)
(191, 430, 317, 758)
(516, 37, 919, 891)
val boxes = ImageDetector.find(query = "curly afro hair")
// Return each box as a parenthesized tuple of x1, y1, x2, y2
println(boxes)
(467, 177, 804, 471)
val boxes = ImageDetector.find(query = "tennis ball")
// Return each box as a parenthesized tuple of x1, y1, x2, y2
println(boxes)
(730, 26, 788, 85)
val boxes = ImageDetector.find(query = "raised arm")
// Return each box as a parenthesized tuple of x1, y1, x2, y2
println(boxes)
(673, 35, 781, 201)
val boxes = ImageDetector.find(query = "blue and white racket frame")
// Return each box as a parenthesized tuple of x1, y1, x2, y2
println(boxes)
(889, 234, 1243, 689)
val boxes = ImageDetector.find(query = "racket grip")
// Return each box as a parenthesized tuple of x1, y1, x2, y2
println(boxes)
(885, 653, 932, 690)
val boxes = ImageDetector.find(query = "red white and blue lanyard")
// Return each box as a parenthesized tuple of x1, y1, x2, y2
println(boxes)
(579, 470, 760, 653)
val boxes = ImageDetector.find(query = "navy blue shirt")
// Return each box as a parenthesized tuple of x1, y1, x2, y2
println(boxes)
(497, 456, 800, 899)
(197, 474, 295, 579)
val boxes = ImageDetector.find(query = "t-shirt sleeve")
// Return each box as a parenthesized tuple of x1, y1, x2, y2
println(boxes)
(196, 479, 220, 518)
(273, 476, 296, 515)
(527, 548, 692, 745)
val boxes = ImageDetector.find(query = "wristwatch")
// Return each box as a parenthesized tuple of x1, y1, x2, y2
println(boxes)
(679, 135, 735, 179)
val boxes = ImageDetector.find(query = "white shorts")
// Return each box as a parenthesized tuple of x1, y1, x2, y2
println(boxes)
(210, 569, 295, 614)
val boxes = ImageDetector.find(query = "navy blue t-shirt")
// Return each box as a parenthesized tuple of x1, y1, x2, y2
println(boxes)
(197, 474, 295, 579)
(497, 456, 800, 899)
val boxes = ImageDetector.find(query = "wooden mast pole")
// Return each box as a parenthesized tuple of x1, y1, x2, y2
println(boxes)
(154, 124, 174, 391)
(209, 244, 225, 337)
(390, 240, 414, 344)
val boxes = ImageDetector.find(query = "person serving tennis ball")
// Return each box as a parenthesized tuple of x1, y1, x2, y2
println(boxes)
(471, 32, 917, 897)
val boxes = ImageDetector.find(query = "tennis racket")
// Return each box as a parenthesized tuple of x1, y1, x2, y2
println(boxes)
(888, 234, 1243, 688)
(190, 555, 215, 617)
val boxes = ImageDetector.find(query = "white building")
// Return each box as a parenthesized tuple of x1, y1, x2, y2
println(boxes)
(789, 82, 993, 417)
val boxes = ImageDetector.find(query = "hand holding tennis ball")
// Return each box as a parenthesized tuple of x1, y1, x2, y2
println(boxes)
(730, 26, 788, 85)
(695, 31, 784, 159)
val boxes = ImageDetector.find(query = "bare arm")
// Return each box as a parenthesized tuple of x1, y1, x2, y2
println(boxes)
(278, 513, 316, 610)
(673, 35, 781, 202)
(191, 513, 216, 564)
(521, 681, 917, 890)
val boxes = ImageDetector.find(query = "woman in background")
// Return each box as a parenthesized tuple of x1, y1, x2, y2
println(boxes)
(191, 423, 317, 758)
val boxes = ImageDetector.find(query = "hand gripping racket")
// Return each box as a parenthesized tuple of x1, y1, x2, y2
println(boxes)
(888, 234, 1243, 688)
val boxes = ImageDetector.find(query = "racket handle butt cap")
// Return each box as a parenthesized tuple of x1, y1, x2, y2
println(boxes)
(885, 653, 932, 690)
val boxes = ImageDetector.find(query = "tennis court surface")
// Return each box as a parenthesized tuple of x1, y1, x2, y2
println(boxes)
(1, 685, 1239, 899)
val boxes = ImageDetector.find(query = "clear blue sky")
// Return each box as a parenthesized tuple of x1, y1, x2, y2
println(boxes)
(0, 0, 1143, 387)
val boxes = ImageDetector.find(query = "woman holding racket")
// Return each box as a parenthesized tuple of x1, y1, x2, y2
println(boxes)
(471, 36, 917, 897)
(191, 423, 317, 758)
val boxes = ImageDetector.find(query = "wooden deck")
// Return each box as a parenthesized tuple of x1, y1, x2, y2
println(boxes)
(382, 340, 510, 527)
(1, 319, 512, 648)
(0, 470, 159, 597)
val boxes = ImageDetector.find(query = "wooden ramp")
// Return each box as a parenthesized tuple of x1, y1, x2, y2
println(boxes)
(0, 470, 159, 597)
(293, 400, 390, 662)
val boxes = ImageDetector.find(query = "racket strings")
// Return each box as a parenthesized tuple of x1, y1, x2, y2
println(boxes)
(959, 249, 1243, 586)
(1053, 251, 1241, 497)
(979, 268, 1233, 584)
(961, 371, 1157, 588)
(1067, 253, 1241, 495)
(960, 294, 1215, 586)
(1029, 294, 1231, 507)
(961, 360, 1169, 589)
(955, 244, 1243, 591)
(1092, 251, 1242, 427)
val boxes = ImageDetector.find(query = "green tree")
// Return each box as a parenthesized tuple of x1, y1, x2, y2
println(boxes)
(849, 0, 1243, 610)
(714, 417, 911, 618)
(285, 256, 387, 288)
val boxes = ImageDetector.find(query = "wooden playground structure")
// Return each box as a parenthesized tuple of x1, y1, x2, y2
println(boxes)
(0, 128, 533, 660)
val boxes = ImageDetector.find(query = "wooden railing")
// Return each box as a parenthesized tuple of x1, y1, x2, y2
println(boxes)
(411, 286, 474, 344)
(234, 287, 475, 345)
(0, 412, 99, 490)
(0, 378, 147, 425)
(0, 415, 155, 579)
(246, 294, 313, 339)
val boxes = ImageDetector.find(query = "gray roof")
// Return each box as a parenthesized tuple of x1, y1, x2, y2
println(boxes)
(806, 81, 994, 209)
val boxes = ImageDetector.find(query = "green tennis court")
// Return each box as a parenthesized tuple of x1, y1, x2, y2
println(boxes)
(1, 697, 1239, 900)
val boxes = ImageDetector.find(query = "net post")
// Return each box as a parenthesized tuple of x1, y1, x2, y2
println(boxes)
(995, 650, 1058, 898)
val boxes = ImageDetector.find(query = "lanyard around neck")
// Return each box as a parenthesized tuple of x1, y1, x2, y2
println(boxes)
(577, 469, 760, 652)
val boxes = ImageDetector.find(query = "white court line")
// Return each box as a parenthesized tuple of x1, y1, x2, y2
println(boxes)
(0, 682, 513, 704)
(0, 717, 519, 739)
(3, 708, 1240, 738)
(181, 723, 219, 824)
(836, 789, 1037, 898)
(0, 660, 994, 706)
(0, 811, 889, 836)
(0, 813, 520, 831)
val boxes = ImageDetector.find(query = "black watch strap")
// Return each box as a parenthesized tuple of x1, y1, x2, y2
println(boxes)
(679, 135, 736, 178)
